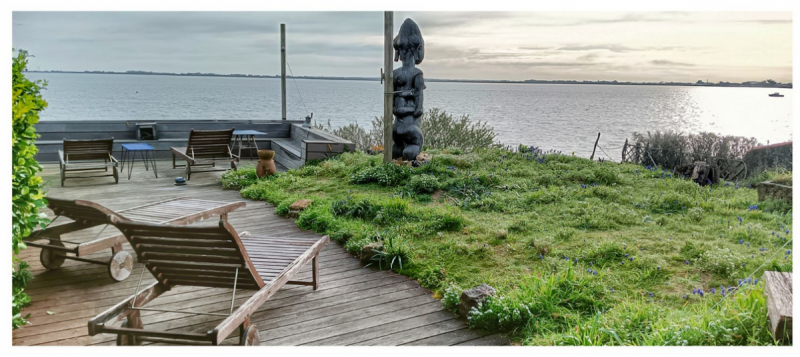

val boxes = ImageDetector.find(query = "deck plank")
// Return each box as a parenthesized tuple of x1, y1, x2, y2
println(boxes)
(12, 160, 503, 346)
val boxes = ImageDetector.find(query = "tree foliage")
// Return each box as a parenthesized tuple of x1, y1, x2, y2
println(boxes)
(12, 49, 49, 329)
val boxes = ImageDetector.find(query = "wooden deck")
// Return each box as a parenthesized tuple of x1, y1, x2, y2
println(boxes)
(12, 161, 507, 346)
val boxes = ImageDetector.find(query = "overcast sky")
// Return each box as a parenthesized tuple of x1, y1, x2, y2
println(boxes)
(12, 11, 792, 83)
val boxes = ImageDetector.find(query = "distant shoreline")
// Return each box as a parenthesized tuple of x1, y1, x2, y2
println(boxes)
(26, 70, 793, 89)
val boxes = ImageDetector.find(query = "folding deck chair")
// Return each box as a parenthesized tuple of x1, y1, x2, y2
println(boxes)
(59, 138, 119, 187)
(88, 217, 329, 346)
(170, 129, 239, 180)
(25, 197, 245, 281)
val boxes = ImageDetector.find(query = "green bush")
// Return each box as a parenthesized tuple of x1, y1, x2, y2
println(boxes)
(220, 167, 260, 189)
(315, 108, 498, 152)
(350, 163, 413, 186)
(630, 131, 759, 170)
(12, 50, 50, 329)
(405, 174, 440, 194)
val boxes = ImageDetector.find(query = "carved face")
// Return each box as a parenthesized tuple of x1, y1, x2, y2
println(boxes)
(393, 18, 424, 65)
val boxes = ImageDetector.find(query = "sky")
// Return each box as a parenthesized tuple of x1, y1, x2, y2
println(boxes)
(11, 11, 793, 83)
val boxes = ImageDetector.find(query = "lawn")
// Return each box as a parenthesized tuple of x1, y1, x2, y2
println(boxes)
(222, 146, 792, 346)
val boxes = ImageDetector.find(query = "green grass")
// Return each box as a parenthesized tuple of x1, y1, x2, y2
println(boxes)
(223, 146, 792, 345)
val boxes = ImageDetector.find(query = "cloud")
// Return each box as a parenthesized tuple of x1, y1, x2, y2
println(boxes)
(650, 60, 694, 67)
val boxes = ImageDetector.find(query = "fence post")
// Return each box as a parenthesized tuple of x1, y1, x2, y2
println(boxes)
(590, 132, 601, 160)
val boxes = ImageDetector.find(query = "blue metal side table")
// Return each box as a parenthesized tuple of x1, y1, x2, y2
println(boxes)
(120, 143, 158, 180)
(232, 130, 267, 160)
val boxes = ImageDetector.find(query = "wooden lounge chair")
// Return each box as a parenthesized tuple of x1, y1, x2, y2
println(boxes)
(25, 197, 245, 281)
(88, 217, 329, 345)
(170, 129, 239, 180)
(59, 138, 119, 187)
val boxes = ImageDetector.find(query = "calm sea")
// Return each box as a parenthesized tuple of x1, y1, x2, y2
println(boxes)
(28, 72, 793, 159)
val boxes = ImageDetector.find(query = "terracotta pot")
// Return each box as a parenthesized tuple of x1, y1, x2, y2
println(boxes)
(256, 150, 277, 178)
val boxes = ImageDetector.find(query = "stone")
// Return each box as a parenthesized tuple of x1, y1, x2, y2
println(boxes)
(391, 18, 426, 164)
(458, 284, 496, 317)
(288, 199, 313, 218)
(360, 242, 384, 263)
(758, 181, 792, 204)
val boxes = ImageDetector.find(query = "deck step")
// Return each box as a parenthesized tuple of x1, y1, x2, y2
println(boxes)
(763, 271, 792, 342)
(271, 139, 303, 170)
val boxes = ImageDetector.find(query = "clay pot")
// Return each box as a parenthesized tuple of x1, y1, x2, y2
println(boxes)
(256, 150, 277, 178)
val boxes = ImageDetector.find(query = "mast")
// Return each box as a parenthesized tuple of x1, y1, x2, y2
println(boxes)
(281, 23, 287, 120)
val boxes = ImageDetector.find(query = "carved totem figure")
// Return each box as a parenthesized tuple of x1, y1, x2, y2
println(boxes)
(392, 18, 426, 163)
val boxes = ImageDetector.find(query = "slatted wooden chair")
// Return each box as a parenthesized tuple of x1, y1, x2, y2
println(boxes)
(88, 217, 329, 346)
(59, 138, 119, 186)
(25, 197, 245, 281)
(170, 129, 239, 180)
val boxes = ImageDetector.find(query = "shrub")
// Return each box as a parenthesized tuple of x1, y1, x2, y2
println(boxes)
(630, 131, 759, 170)
(350, 163, 413, 186)
(405, 174, 440, 194)
(697, 247, 745, 277)
(315, 108, 498, 152)
(220, 167, 259, 189)
(12, 50, 50, 329)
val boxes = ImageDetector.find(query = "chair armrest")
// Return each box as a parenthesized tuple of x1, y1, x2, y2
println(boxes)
(108, 153, 119, 163)
(58, 150, 66, 165)
(170, 147, 194, 163)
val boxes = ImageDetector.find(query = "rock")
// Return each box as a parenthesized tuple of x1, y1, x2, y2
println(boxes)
(360, 242, 384, 263)
(288, 199, 313, 218)
(458, 284, 496, 317)
(758, 181, 792, 204)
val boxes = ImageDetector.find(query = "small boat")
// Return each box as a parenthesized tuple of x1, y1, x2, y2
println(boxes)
(768, 92, 784, 97)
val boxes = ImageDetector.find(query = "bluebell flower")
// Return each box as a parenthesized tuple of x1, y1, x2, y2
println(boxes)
(682, 294, 687, 299)
(748, 204, 758, 211)
(711, 288, 715, 294)
(629, 257, 634, 261)
(539, 254, 543, 260)
(685, 260, 690, 265)
(657, 266, 661, 270)
(739, 239, 744, 244)
(609, 287, 614, 293)
(787, 249, 792, 255)
(692, 289, 697, 294)
(621, 261, 625, 265)
(698, 289, 704, 297)
(648, 292, 654, 298)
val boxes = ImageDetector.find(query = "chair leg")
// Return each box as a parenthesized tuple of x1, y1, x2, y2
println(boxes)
(172, 152, 176, 169)
(117, 310, 144, 346)
(60, 166, 65, 187)
(113, 165, 119, 184)
(185, 164, 191, 180)
(312, 255, 319, 290)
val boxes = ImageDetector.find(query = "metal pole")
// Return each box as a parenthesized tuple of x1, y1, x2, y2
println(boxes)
(281, 23, 287, 120)
(383, 12, 394, 163)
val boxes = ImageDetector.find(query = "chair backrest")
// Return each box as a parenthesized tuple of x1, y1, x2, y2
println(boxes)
(63, 139, 114, 162)
(111, 217, 265, 290)
(185, 129, 235, 159)
(47, 197, 129, 226)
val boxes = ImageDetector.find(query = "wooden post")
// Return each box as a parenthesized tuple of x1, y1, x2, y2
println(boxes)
(589, 132, 601, 160)
(763, 271, 793, 342)
(280, 23, 287, 121)
(621, 138, 628, 163)
(383, 12, 394, 163)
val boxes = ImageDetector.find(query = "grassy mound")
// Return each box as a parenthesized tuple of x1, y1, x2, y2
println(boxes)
(222, 147, 792, 345)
